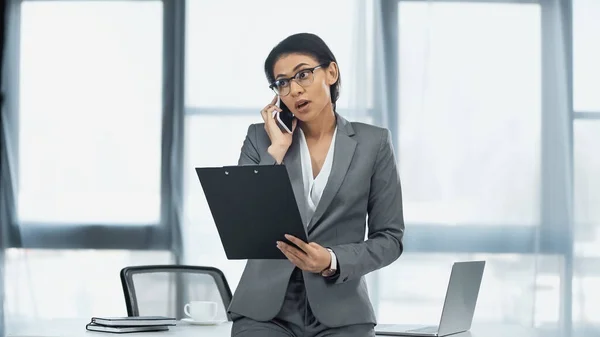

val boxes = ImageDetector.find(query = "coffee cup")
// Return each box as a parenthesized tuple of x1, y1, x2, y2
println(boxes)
(184, 301, 218, 322)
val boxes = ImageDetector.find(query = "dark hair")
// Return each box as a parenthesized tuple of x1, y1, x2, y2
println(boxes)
(264, 33, 341, 111)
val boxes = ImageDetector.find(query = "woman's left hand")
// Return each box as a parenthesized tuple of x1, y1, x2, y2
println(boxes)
(277, 234, 331, 273)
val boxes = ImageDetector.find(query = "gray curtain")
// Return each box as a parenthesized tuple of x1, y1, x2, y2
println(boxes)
(373, 0, 397, 132)
(1, 0, 21, 335)
(1, 0, 8, 333)
(541, 0, 575, 334)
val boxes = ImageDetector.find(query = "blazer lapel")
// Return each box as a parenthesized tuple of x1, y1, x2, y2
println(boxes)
(307, 115, 357, 233)
(283, 130, 309, 229)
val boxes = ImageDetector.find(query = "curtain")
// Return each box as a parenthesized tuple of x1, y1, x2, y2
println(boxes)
(1, 0, 14, 335)
(565, 0, 600, 335)
(541, 0, 574, 332)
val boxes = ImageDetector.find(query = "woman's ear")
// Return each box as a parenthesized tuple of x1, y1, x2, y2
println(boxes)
(326, 62, 339, 85)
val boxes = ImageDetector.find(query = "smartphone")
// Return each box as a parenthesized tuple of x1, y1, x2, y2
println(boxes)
(275, 98, 295, 134)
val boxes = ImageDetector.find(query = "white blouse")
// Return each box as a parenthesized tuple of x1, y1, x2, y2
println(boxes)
(298, 126, 338, 226)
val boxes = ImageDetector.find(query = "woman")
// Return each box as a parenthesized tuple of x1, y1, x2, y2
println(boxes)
(229, 33, 404, 337)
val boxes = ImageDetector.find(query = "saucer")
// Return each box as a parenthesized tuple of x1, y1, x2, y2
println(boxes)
(181, 318, 227, 325)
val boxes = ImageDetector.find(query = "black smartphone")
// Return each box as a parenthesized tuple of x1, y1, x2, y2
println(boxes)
(276, 98, 295, 134)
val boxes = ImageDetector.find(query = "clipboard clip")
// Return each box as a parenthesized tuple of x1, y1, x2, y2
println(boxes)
(224, 169, 258, 175)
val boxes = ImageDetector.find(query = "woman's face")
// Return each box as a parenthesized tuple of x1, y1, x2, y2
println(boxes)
(272, 53, 338, 123)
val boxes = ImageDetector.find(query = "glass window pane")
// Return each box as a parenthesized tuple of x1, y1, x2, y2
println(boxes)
(5, 249, 172, 326)
(573, 120, 600, 327)
(398, 2, 541, 226)
(18, 1, 163, 224)
(378, 253, 562, 328)
(573, 0, 600, 112)
(185, 0, 373, 109)
(574, 120, 600, 255)
(182, 115, 258, 290)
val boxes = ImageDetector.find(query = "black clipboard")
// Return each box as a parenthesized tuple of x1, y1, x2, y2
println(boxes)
(195, 165, 308, 259)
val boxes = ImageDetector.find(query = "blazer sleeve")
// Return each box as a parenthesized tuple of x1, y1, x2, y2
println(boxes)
(329, 129, 404, 284)
(238, 124, 277, 166)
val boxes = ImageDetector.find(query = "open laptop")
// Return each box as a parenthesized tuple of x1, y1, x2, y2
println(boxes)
(376, 260, 485, 336)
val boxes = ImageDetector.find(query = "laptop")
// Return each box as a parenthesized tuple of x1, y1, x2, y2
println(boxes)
(376, 260, 485, 336)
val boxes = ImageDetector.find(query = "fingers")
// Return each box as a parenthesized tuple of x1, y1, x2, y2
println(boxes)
(284, 234, 312, 253)
(262, 95, 281, 118)
(261, 104, 283, 140)
(278, 241, 325, 273)
(260, 104, 281, 124)
(260, 105, 271, 122)
(278, 241, 307, 260)
(281, 249, 305, 269)
(277, 242, 308, 268)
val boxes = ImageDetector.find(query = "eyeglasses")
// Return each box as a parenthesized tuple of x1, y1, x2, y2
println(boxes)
(269, 64, 326, 97)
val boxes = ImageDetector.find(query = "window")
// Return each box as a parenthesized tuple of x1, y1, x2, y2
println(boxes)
(574, 120, 600, 254)
(573, 0, 600, 112)
(378, 253, 562, 327)
(182, 115, 256, 290)
(4, 249, 172, 325)
(185, 0, 373, 110)
(18, 1, 163, 224)
(573, 120, 600, 325)
(381, 1, 559, 328)
(397, 2, 541, 226)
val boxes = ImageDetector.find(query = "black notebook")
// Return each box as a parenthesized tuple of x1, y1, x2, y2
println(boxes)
(86, 323, 169, 334)
(90, 316, 176, 327)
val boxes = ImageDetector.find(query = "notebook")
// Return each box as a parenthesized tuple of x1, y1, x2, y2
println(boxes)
(85, 323, 170, 334)
(90, 316, 176, 327)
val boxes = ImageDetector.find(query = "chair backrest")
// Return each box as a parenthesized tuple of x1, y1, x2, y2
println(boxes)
(120, 265, 233, 321)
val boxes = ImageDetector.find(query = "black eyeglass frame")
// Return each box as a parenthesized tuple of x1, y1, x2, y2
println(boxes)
(269, 63, 328, 96)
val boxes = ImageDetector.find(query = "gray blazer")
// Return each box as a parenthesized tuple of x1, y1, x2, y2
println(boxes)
(228, 113, 404, 328)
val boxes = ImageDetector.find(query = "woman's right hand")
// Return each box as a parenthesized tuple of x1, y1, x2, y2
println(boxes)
(261, 95, 297, 164)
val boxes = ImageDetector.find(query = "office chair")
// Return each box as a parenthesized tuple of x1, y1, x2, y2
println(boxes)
(120, 265, 233, 321)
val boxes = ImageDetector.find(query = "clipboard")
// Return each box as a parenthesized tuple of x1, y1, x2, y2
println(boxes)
(195, 165, 308, 259)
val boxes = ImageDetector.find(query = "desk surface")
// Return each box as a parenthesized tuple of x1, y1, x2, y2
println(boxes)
(7, 319, 556, 337)
(8, 319, 232, 337)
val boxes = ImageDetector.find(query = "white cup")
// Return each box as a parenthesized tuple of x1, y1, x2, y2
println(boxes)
(184, 301, 218, 322)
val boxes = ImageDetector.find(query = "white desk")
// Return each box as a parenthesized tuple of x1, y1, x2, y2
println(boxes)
(8, 319, 232, 337)
(7, 319, 556, 337)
